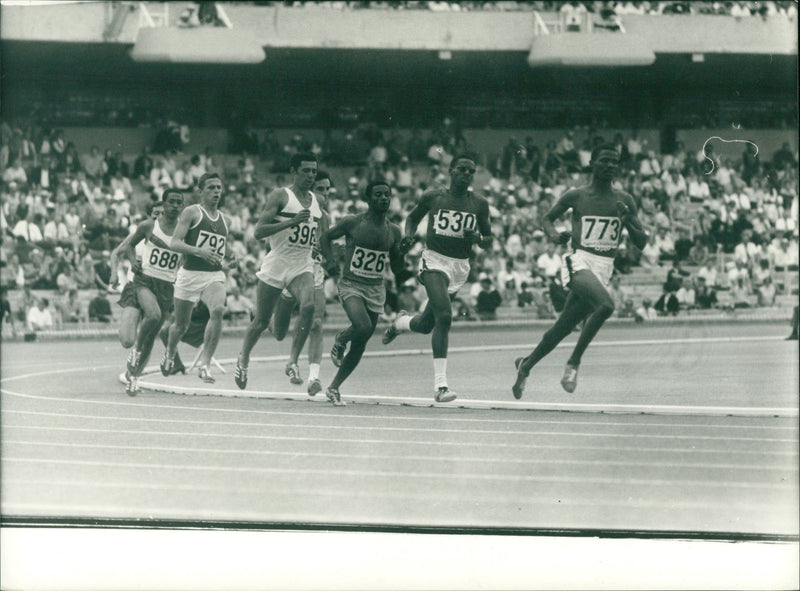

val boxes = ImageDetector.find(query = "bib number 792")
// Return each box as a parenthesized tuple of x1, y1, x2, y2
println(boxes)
(196, 230, 226, 256)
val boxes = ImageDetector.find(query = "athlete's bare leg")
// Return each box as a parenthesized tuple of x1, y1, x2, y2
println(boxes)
(329, 296, 379, 390)
(198, 281, 226, 368)
(238, 279, 283, 368)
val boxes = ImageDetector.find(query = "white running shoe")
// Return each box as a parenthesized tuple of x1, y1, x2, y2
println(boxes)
(561, 363, 579, 393)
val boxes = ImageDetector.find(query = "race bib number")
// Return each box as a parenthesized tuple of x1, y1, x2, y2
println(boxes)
(196, 230, 226, 256)
(580, 216, 621, 251)
(145, 247, 180, 271)
(349, 246, 388, 279)
(287, 221, 317, 248)
(434, 209, 477, 238)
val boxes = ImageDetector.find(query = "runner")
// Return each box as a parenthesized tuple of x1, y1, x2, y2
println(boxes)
(269, 171, 333, 395)
(234, 152, 327, 390)
(320, 180, 410, 406)
(512, 144, 647, 398)
(161, 173, 234, 383)
(382, 154, 492, 403)
(110, 188, 184, 395)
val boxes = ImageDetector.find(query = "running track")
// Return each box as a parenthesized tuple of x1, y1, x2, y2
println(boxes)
(2, 321, 797, 539)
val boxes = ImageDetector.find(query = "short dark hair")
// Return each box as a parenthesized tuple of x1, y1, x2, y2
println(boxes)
(290, 152, 318, 172)
(197, 172, 221, 189)
(365, 179, 391, 199)
(449, 153, 478, 170)
(161, 188, 184, 202)
(314, 170, 332, 185)
(591, 143, 620, 162)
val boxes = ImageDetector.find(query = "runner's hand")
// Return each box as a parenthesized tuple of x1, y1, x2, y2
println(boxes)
(616, 200, 632, 221)
(556, 231, 572, 246)
(399, 236, 415, 254)
(293, 209, 311, 225)
(463, 228, 482, 245)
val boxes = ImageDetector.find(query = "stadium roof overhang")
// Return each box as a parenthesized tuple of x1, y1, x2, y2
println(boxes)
(528, 34, 656, 68)
(130, 28, 265, 64)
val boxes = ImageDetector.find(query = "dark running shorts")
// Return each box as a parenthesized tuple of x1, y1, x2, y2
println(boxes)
(118, 273, 174, 315)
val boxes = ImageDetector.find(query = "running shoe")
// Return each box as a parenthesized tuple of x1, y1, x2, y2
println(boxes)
(198, 365, 215, 384)
(382, 311, 408, 345)
(434, 386, 457, 403)
(285, 362, 303, 385)
(160, 351, 174, 376)
(330, 331, 346, 367)
(234, 358, 248, 390)
(561, 363, 579, 393)
(171, 352, 186, 375)
(326, 386, 346, 406)
(125, 372, 140, 397)
(512, 357, 528, 400)
(307, 378, 322, 396)
(126, 348, 141, 375)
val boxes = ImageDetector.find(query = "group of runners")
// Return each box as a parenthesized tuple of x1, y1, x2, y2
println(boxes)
(111, 144, 647, 405)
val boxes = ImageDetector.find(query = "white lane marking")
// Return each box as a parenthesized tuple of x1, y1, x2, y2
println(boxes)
(6, 408, 797, 431)
(3, 457, 792, 490)
(2, 334, 796, 418)
(6, 439, 796, 471)
(6, 481, 793, 512)
(0, 334, 786, 383)
(5, 423, 796, 445)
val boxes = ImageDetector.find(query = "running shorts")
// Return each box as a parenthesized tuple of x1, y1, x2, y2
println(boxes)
(561, 248, 615, 289)
(118, 273, 174, 314)
(173, 268, 226, 303)
(257, 251, 314, 290)
(418, 249, 471, 295)
(337, 276, 386, 315)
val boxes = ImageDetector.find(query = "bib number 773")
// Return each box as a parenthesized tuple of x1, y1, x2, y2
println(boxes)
(581, 215, 620, 250)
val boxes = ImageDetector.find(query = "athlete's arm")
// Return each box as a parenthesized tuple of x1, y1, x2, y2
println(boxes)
(169, 206, 220, 266)
(388, 224, 413, 284)
(253, 188, 309, 240)
(464, 198, 494, 250)
(108, 221, 152, 288)
(404, 189, 435, 240)
(542, 190, 577, 245)
(616, 192, 648, 250)
(320, 215, 355, 274)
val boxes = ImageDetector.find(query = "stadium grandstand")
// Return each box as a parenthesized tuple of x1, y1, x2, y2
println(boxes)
(1, 3, 798, 588)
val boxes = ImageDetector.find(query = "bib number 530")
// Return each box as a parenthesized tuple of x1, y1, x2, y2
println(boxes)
(435, 209, 476, 238)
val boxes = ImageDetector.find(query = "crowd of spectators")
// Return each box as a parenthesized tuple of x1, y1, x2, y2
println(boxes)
(267, 1, 798, 19)
(1, 112, 797, 336)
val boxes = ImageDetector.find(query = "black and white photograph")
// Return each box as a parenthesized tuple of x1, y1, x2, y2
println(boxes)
(1, 1, 798, 589)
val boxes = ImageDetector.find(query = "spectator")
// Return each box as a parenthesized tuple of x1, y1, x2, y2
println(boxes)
(653, 225, 676, 262)
(29, 153, 56, 191)
(0, 286, 16, 335)
(82, 145, 105, 181)
(2, 156, 28, 185)
(694, 276, 718, 309)
(56, 288, 83, 323)
(536, 242, 562, 280)
(88, 289, 113, 322)
(618, 298, 637, 319)
(133, 145, 154, 182)
(675, 277, 696, 310)
(109, 168, 133, 200)
(516, 281, 535, 308)
(688, 236, 710, 266)
(757, 276, 777, 307)
(607, 274, 629, 314)
(27, 297, 54, 331)
(635, 298, 658, 322)
(224, 285, 254, 323)
(474, 274, 502, 321)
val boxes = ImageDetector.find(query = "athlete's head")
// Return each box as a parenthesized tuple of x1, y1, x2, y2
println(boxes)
(313, 170, 332, 210)
(148, 202, 164, 220)
(161, 188, 184, 220)
(449, 153, 477, 188)
(365, 179, 392, 214)
(290, 152, 318, 191)
(590, 143, 620, 180)
(197, 172, 223, 206)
